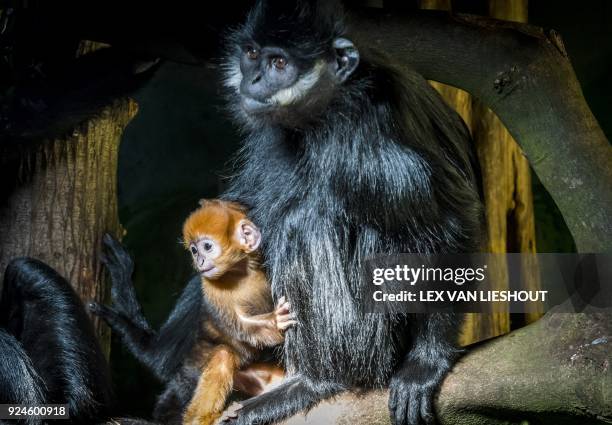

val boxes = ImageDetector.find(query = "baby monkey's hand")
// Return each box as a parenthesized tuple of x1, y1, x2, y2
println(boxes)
(275, 296, 297, 331)
(217, 402, 243, 424)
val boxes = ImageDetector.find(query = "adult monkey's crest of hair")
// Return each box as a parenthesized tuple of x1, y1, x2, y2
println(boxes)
(239, 0, 347, 59)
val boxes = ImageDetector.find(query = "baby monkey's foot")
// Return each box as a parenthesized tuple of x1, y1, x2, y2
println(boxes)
(275, 296, 297, 331)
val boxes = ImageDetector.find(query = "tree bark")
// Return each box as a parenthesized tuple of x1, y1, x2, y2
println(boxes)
(349, 9, 612, 253)
(0, 42, 137, 351)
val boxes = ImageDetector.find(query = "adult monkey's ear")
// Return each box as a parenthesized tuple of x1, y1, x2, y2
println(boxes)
(333, 38, 359, 83)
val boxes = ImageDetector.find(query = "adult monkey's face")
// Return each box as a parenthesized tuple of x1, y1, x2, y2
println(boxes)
(224, 0, 360, 126)
(238, 44, 302, 112)
(234, 39, 359, 119)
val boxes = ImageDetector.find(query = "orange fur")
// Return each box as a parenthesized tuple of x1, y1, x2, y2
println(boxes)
(182, 199, 246, 250)
(183, 346, 239, 425)
(182, 199, 256, 278)
(180, 200, 286, 425)
(234, 363, 285, 396)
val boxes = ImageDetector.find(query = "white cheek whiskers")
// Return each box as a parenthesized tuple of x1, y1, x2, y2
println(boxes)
(223, 56, 243, 94)
(269, 61, 325, 106)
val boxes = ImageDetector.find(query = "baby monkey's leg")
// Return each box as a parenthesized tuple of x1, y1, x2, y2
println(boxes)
(221, 363, 286, 423)
(233, 362, 285, 396)
(183, 346, 238, 425)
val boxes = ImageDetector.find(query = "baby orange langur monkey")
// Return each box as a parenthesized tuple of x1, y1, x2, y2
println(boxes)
(181, 199, 295, 425)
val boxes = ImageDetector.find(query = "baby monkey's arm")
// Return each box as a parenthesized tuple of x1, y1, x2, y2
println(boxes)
(237, 297, 297, 347)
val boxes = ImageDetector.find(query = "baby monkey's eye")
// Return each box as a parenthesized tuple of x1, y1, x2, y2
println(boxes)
(204, 242, 213, 251)
(272, 56, 287, 70)
(190, 246, 197, 255)
(246, 46, 259, 60)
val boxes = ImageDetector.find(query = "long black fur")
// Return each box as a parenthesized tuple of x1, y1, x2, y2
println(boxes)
(0, 258, 113, 424)
(0, 330, 46, 425)
(220, 1, 484, 424)
(0, 253, 187, 425)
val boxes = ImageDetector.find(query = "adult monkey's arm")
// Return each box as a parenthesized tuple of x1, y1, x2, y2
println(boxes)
(350, 9, 612, 252)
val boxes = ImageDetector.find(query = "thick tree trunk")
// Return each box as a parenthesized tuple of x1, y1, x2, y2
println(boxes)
(0, 42, 137, 351)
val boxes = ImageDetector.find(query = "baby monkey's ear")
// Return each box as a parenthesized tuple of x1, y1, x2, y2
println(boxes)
(236, 219, 262, 253)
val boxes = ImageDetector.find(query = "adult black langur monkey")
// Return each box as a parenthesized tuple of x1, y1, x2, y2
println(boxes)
(0, 258, 113, 424)
(218, 1, 484, 425)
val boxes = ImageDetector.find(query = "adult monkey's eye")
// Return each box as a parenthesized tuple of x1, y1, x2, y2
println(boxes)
(272, 56, 287, 70)
(246, 46, 259, 60)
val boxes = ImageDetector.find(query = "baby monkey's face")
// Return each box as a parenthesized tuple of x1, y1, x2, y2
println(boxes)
(183, 200, 262, 281)
(189, 236, 223, 279)
(187, 217, 262, 281)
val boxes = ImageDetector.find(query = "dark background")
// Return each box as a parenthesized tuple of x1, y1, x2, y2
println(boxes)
(110, 0, 611, 417)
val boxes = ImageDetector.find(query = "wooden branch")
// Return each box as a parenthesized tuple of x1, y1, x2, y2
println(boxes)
(270, 303, 612, 425)
(349, 9, 612, 252)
